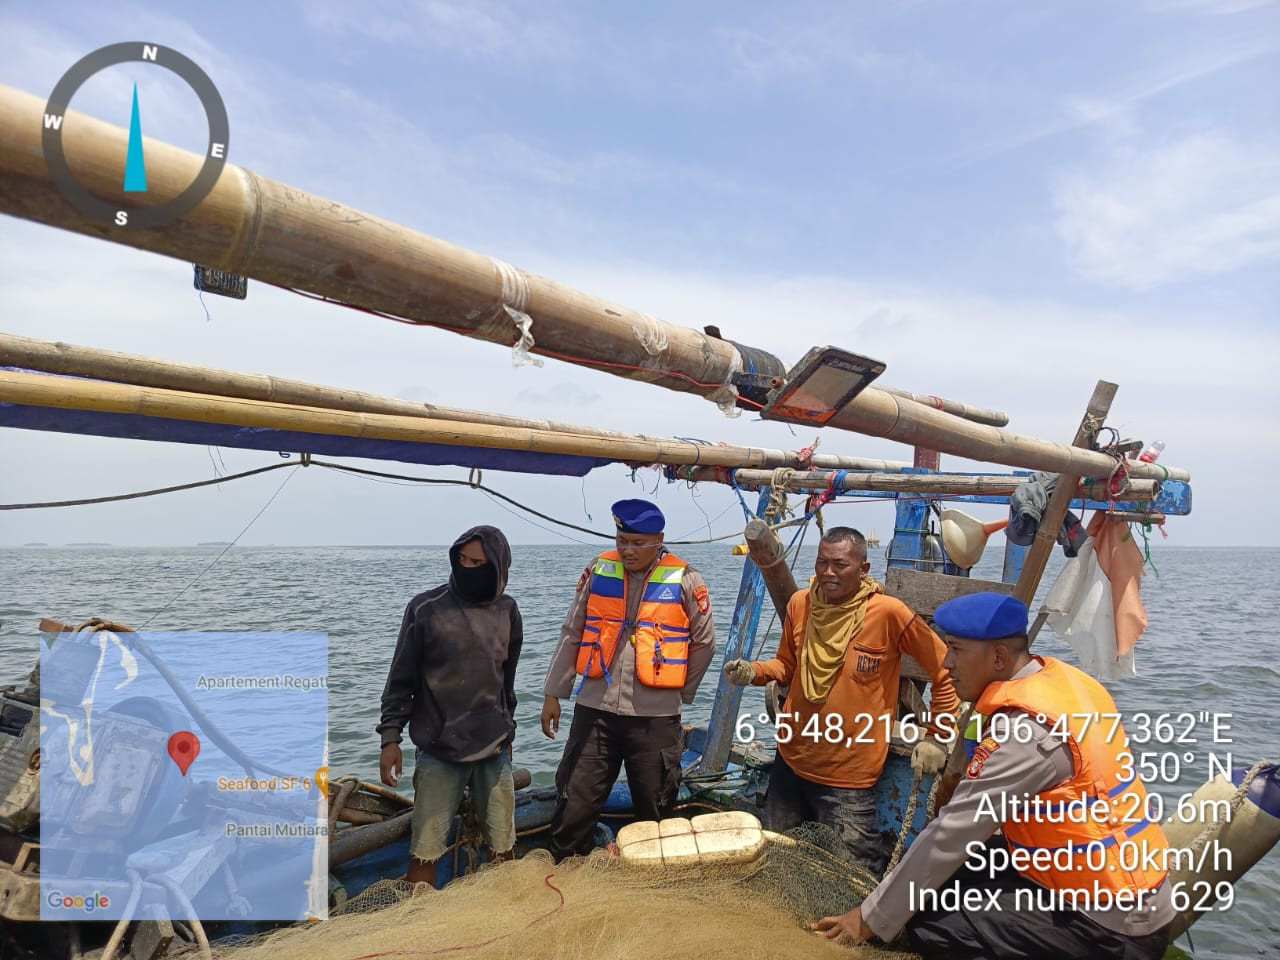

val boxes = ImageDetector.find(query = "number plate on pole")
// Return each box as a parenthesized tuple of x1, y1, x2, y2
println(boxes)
(193, 264, 248, 300)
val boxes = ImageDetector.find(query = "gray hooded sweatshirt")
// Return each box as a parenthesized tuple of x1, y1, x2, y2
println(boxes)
(377, 525, 523, 763)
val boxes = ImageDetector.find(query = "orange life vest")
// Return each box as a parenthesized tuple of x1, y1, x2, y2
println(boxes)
(576, 550, 691, 690)
(975, 656, 1170, 897)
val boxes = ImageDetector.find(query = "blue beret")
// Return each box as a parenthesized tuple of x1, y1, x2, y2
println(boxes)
(612, 499, 665, 534)
(934, 592, 1028, 641)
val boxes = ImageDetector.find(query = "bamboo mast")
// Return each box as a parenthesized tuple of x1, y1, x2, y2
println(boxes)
(675, 466, 1159, 501)
(879, 386, 1008, 428)
(0, 333, 907, 473)
(0, 370, 895, 471)
(0, 86, 1187, 484)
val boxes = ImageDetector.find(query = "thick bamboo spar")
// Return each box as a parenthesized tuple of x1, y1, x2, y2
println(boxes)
(0, 86, 740, 399)
(826, 392, 1185, 483)
(678, 466, 1159, 500)
(1014, 380, 1117, 606)
(0, 86, 1189, 484)
(744, 518, 800, 620)
(0, 369, 845, 471)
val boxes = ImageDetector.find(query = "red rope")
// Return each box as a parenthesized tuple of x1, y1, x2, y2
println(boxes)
(803, 471, 840, 516)
(793, 437, 819, 470)
(347, 873, 567, 959)
(1107, 457, 1131, 498)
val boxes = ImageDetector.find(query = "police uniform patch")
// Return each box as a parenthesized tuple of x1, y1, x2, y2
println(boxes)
(966, 736, 1000, 779)
(576, 568, 590, 592)
(693, 584, 710, 616)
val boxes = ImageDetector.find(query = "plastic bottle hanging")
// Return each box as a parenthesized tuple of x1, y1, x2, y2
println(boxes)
(1138, 440, 1165, 464)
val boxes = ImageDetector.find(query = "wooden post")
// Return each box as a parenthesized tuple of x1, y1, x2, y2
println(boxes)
(744, 518, 800, 620)
(914, 445, 941, 472)
(698, 491, 772, 775)
(1013, 381, 1117, 606)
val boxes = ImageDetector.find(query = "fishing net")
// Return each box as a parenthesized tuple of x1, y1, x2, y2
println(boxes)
(208, 824, 918, 960)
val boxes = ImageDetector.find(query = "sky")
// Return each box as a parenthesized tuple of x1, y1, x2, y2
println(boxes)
(1, 0, 1277, 547)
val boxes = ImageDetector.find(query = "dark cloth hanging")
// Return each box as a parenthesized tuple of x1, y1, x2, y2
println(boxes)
(1006, 473, 1088, 558)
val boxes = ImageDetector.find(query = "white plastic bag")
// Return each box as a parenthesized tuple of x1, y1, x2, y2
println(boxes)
(1043, 537, 1136, 679)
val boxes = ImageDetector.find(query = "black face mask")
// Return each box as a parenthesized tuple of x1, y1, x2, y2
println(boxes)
(453, 562, 497, 603)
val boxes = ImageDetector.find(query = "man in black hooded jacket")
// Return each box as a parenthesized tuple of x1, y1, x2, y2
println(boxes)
(377, 525, 523, 886)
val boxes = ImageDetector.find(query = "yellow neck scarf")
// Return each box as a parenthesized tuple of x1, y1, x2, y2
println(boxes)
(799, 575, 884, 705)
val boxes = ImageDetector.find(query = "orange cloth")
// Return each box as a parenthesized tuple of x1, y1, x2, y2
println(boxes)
(1086, 513, 1148, 657)
(750, 590, 960, 789)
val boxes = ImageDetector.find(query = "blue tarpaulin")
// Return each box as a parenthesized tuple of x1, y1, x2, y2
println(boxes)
(0, 395, 614, 477)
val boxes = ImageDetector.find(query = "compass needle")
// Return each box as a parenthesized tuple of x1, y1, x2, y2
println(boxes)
(123, 84, 147, 193)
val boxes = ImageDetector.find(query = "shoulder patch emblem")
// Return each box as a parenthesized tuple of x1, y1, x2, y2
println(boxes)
(693, 584, 710, 615)
(966, 736, 1001, 780)
(576, 568, 591, 592)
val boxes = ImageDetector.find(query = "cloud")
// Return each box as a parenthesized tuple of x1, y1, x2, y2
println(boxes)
(954, 37, 1279, 163)
(711, 17, 970, 100)
(1052, 133, 1280, 288)
(299, 0, 575, 61)
(1146, 0, 1279, 13)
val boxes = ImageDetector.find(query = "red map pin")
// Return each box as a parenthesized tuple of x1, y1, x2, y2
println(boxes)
(167, 731, 200, 775)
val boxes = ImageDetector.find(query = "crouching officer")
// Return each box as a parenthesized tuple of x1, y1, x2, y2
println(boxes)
(814, 592, 1175, 959)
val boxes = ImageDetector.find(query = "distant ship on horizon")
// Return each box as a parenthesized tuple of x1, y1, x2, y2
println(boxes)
(66, 541, 111, 547)
(22, 542, 48, 547)
(197, 540, 234, 547)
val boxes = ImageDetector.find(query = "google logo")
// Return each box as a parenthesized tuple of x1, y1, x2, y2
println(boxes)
(47, 891, 111, 912)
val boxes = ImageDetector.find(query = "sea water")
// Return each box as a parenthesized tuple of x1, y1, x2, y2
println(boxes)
(2, 544, 1277, 958)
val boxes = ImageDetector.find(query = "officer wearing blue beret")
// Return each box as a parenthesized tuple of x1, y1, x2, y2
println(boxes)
(540, 498, 717, 860)
(816, 592, 1174, 958)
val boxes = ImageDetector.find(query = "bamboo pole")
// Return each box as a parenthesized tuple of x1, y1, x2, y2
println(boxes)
(0, 369, 872, 471)
(0, 332, 907, 472)
(677, 466, 1159, 500)
(824, 394, 1184, 483)
(0, 86, 1188, 484)
(744, 518, 800, 621)
(880, 386, 1008, 427)
(1014, 381, 1117, 606)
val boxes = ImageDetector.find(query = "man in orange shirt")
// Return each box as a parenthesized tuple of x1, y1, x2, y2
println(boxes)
(725, 527, 958, 872)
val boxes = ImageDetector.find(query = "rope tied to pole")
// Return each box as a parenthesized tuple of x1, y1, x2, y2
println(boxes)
(802, 468, 847, 533)
(1081, 412, 1106, 445)
(792, 437, 820, 470)
(765, 468, 796, 522)
(1106, 453, 1131, 499)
